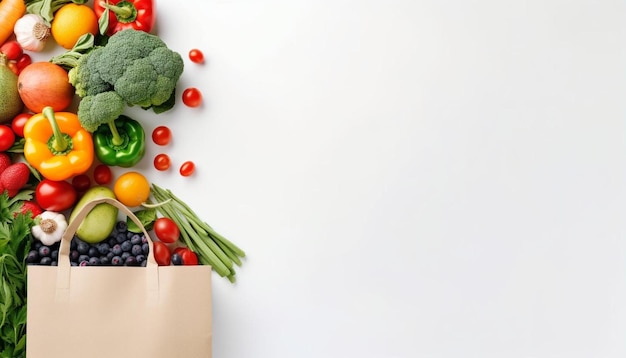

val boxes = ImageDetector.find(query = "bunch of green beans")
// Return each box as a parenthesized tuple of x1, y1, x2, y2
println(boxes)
(150, 184, 245, 283)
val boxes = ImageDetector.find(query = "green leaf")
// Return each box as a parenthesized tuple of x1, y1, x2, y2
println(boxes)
(127, 208, 156, 233)
(98, 8, 110, 36)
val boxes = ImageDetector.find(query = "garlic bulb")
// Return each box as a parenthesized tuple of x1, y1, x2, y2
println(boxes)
(13, 14, 51, 52)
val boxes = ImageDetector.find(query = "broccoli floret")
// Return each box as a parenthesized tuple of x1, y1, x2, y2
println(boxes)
(77, 92, 125, 132)
(69, 47, 112, 98)
(69, 29, 184, 131)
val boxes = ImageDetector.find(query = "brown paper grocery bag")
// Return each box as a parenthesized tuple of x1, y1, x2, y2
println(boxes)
(26, 197, 212, 358)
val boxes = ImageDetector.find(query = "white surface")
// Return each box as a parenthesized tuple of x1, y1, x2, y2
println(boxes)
(48, 0, 626, 357)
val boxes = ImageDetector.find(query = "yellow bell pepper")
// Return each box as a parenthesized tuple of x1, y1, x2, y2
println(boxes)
(24, 106, 94, 181)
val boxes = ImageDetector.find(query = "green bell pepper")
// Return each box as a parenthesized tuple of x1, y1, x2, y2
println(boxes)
(93, 115, 146, 167)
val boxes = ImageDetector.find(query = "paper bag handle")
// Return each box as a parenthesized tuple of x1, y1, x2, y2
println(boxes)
(57, 197, 158, 268)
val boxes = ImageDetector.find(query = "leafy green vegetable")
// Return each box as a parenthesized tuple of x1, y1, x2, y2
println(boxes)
(127, 208, 156, 233)
(0, 191, 35, 358)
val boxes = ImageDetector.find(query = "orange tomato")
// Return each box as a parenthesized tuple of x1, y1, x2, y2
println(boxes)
(51, 4, 98, 49)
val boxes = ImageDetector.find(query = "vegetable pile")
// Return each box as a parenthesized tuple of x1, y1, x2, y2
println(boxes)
(0, 1, 244, 356)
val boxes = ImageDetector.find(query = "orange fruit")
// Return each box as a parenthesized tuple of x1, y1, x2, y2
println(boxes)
(51, 4, 99, 49)
(113, 171, 151, 207)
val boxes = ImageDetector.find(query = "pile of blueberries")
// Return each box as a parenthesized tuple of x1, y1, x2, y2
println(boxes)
(26, 221, 150, 267)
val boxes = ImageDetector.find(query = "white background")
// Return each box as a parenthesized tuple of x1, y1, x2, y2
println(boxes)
(52, 0, 626, 357)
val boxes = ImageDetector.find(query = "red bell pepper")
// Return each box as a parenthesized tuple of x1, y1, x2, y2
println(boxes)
(94, 0, 155, 35)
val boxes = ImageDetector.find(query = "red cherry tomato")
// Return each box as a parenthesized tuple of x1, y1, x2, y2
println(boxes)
(188, 49, 205, 64)
(0, 41, 23, 61)
(182, 88, 202, 108)
(181, 249, 199, 265)
(11, 113, 30, 138)
(151, 126, 171, 145)
(173, 247, 198, 265)
(35, 179, 78, 212)
(0, 125, 15, 151)
(179, 161, 195, 177)
(16, 54, 32, 71)
(153, 241, 171, 266)
(153, 153, 170, 171)
(93, 164, 113, 185)
(71, 174, 91, 192)
(153, 217, 180, 244)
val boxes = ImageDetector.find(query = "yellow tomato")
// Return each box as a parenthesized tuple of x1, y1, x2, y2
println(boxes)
(51, 4, 99, 49)
(113, 171, 151, 207)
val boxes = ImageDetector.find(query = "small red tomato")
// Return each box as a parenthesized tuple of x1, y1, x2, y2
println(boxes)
(188, 49, 205, 64)
(181, 249, 199, 265)
(173, 247, 198, 265)
(0, 41, 23, 61)
(93, 164, 113, 185)
(16, 54, 32, 71)
(153, 153, 170, 171)
(151, 126, 171, 145)
(153, 241, 171, 266)
(0, 125, 16, 151)
(153, 217, 180, 244)
(11, 113, 31, 137)
(71, 174, 91, 192)
(179, 161, 195, 177)
(35, 179, 78, 211)
(182, 87, 202, 108)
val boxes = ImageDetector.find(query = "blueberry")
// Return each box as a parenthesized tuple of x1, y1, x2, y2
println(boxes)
(112, 244, 122, 256)
(130, 234, 142, 245)
(26, 250, 39, 263)
(51, 261, 57, 266)
(97, 243, 110, 255)
(131, 244, 143, 256)
(140, 260, 147, 267)
(88, 257, 101, 266)
(39, 257, 52, 265)
(116, 232, 126, 244)
(70, 262, 78, 266)
(142, 243, 149, 255)
(171, 253, 183, 265)
(51, 250, 58, 260)
(77, 241, 90, 255)
(111, 256, 123, 266)
(38, 245, 51, 257)
(79, 260, 89, 266)
(135, 255, 146, 265)
(107, 237, 118, 247)
(141, 235, 148, 244)
(100, 256, 110, 265)
(78, 254, 90, 263)
(121, 240, 132, 252)
(107, 251, 115, 260)
(124, 256, 137, 266)
(121, 252, 131, 261)
(33, 241, 42, 250)
(115, 221, 127, 232)
(70, 238, 78, 251)
(70, 250, 80, 263)
(126, 231, 135, 239)
(88, 247, 99, 258)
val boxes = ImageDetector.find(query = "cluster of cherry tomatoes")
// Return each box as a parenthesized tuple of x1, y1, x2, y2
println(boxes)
(1, 40, 32, 75)
(181, 48, 204, 108)
(151, 125, 195, 176)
